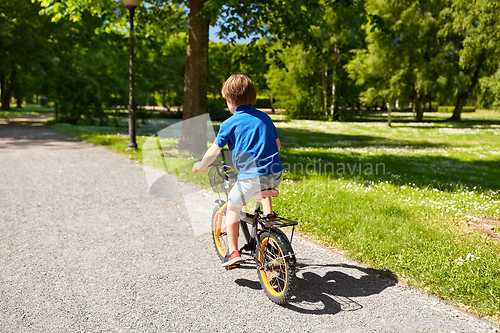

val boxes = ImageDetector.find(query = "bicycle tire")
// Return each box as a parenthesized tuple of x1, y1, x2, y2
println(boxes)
(211, 204, 228, 260)
(257, 229, 296, 305)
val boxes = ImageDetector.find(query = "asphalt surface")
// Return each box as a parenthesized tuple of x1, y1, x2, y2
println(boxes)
(0, 120, 498, 332)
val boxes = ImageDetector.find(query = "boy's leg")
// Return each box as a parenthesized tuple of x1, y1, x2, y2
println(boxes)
(226, 201, 243, 253)
(261, 171, 283, 216)
(262, 197, 273, 216)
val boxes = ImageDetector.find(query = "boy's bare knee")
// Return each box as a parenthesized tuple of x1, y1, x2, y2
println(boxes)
(227, 201, 243, 213)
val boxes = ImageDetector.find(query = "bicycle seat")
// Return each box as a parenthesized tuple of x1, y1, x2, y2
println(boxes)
(253, 189, 279, 201)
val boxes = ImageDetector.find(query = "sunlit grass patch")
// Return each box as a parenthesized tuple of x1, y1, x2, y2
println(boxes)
(273, 177, 500, 317)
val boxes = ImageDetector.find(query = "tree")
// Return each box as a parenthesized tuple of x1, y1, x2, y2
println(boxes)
(34, 0, 186, 123)
(0, 0, 52, 110)
(309, 0, 367, 120)
(208, 41, 268, 99)
(35, 0, 323, 151)
(177, 0, 209, 153)
(217, 0, 365, 121)
(51, 13, 129, 124)
(137, 33, 188, 108)
(266, 43, 326, 119)
(442, 0, 500, 120)
(206, 41, 269, 121)
(347, 0, 449, 122)
(178, 0, 324, 151)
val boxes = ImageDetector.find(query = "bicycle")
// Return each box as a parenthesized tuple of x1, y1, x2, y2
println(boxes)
(205, 162, 298, 305)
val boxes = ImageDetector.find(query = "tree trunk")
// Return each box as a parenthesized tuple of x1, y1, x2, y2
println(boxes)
(412, 84, 425, 122)
(415, 103, 424, 121)
(0, 37, 5, 110)
(1, 72, 14, 111)
(0, 74, 6, 110)
(330, 74, 336, 120)
(411, 84, 416, 119)
(178, 0, 209, 154)
(451, 54, 484, 121)
(450, 92, 468, 121)
(330, 47, 339, 121)
(450, 66, 480, 121)
(15, 81, 22, 108)
(387, 102, 392, 127)
(414, 95, 424, 122)
(322, 64, 328, 116)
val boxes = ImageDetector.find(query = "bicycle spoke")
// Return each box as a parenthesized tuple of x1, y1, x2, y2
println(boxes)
(276, 276, 286, 284)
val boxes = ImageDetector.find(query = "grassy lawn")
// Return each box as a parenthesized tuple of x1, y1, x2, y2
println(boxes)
(49, 110, 500, 321)
(273, 110, 500, 320)
(0, 103, 55, 117)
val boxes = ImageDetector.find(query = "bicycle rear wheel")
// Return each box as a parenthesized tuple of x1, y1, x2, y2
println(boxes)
(257, 229, 296, 305)
(211, 204, 228, 260)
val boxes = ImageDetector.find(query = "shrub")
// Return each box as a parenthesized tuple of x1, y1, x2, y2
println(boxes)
(207, 99, 231, 121)
(437, 106, 476, 113)
(57, 72, 104, 125)
(254, 97, 273, 109)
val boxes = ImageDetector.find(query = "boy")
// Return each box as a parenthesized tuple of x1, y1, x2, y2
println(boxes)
(193, 74, 283, 267)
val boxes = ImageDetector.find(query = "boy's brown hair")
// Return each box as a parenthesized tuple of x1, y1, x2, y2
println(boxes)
(221, 74, 257, 106)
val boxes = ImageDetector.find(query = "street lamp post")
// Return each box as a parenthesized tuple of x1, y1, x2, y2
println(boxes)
(122, 0, 141, 150)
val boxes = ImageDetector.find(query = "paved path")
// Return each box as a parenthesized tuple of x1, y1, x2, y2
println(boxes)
(0, 122, 498, 332)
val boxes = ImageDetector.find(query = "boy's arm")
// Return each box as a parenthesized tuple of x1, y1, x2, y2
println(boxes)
(276, 138, 281, 151)
(193, 142, 223, 173)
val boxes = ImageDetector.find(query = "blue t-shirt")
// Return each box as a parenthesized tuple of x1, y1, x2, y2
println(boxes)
(215, 105, 283, 180)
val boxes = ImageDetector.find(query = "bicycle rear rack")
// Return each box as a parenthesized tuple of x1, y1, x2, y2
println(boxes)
(260, 216, 298, 228)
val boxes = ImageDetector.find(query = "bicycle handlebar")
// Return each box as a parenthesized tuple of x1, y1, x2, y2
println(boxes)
(192, 160, 228, 174)
(210, 162, 227, 179)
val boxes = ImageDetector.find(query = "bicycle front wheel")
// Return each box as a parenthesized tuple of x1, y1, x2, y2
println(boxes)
(211, 204, 228, 260)
(257, 229, 296, 305)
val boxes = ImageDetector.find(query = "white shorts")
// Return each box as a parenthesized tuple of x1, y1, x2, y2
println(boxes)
(228, 171, 283, 207)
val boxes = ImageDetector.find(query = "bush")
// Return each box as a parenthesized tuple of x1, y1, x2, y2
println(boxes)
(254, 97, 273, 109)
(207, 99, 231, 121)
(437, 106, 476, 113)
(57, 72, 104, 125)
(281, 99, 327, 120)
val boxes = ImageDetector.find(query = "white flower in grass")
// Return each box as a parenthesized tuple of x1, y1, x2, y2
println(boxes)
(455, 253, 480, 265)
(465, 253, 476, 261)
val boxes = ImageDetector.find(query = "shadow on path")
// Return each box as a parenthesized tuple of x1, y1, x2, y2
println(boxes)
(0, 116, 82, 149)
(235, 260, 396, 315)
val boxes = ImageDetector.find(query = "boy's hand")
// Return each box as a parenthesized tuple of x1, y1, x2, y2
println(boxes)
(192, 161, 204, 173)
(192, 143, 222, 173)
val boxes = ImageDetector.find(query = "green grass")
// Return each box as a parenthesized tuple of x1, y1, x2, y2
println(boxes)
(437, 106, 476, 113)
(49, 110, 500, 321)
(273, 110, 500, 320)
(0, 103, 55, 117)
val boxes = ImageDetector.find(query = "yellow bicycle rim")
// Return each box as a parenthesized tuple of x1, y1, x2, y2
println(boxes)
(259, 236, 287, 298)
(213, 203, 227, 257)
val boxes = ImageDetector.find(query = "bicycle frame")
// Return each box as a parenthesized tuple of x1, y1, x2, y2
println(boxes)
(239, 200, 297, 270)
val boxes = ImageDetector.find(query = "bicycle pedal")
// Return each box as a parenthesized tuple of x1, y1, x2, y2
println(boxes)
(225, 263, 240, 270)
